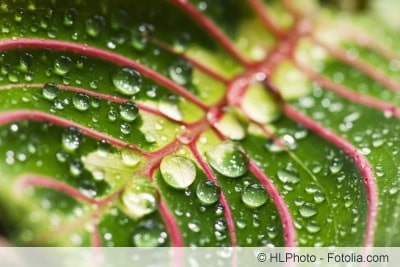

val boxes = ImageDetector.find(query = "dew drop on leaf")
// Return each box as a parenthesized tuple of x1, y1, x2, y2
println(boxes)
(42, 82, 59, 100)
(54, 56, 72, 76)
(112, 67, 142, 96)
(119, 101, 139, 122)
(120, 122, 132, 135)
(122, 177, 158, 219)
(306, 220, 321, 234)
(241, 184, 269, 209)
(121, 149, 141, 167)
(196, 180, 220, 206)
(130, 23, 154, 51)
(329, 158, 343, 174)
(206, 142, 248, 178)
(168, 60, 192, 85)
(61, 127, 81, 153)
(160, 155, 196, 189)
(85, 15, 105, 38)
(277, 169, 300, 184)
(63, 8, 77, 27)
(72, 92, 90, 111)
(214, 112, 246, 140)
(299, 203, 318, 218)
(69, 159, 83, 177)
(158, 101, 183, 121)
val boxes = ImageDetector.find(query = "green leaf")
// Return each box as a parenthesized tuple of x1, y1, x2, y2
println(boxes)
(0, 0, 399, 248)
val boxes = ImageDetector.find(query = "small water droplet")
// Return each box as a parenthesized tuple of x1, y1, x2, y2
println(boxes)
(42, 82, 59, 100)
(121, 149, 141, 167)
(306, 220, 321, 233)
(56, 150, 69, 162)
(160, 155, 196, 189)
(72, 92, 90, 111)
(130, 23, 154, 51)
(169, 60, 192, 85)
(196, 180, 220, 206)
(85, 15, 104, 38)
(158, 101, 183, 121)
(188, 222, 201, 233)
(54, 56, 72, 76)
(173, 32, 191, 53)
(122, 177, 158, 219)
(119, 101, 139, 122)
(277, 169, 300, 184)
(241, 184, 268, 209)
(206, 142, 248, 178)
(132, 222, 167, 247)
(313, 191, 326, 204)
(120, 122, 132, 135)
(63, 8, 77, 27)
(299, 203, 317, 218)
(62, 127, 81, 153)
(329, 158, 343, 174)
(69, 159, 83, 177)
(112, 67, 142, 96)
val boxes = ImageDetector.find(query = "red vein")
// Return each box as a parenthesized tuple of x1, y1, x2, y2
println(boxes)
(170, 0, 252, 67)
(188, 140, 237, 247)
(247, 0, 287, 38)
(0, 38, 209, 110)
(151, 38, 230, 84)
(159, 200, 184, 246)
(0, 110, 149, 155)
(283, 105, 378, 247)
(313, 37, 400, 93)
(294, 61, 400, 119)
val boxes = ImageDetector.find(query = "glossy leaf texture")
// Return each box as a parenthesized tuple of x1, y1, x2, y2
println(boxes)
(0, 0, 399, 247)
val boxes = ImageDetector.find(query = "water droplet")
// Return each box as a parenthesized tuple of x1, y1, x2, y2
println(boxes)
(90, 97, 100, 108)
(215, 112, 246, 140)
(72, 92, 90, 111)
(85, 15, 104, 38)
(62, 127, 81, 152)
(236, 219, 247, 229)
(299, 203, 317, 218)
(42, 82, 59, 100)
(241, 184, 268, 208)
(69, 159, 83, 177)
(188, 221, 201, 233)
(122, 177, 158, 219)
(313, 191, 326, 204)
(130, 23, 154, 51)
(119, 101, 139, 122)
(133, 224, 167, 247)
(112, 67, 142, 96)
(160, 155, 196, 189)
(54, 56, 72, 76)
(306, 221, 321, 233)
(169, 60, 192, 85)
(120, 122, 132, 135)
(277, 169, 300, 184)
(63, 8, 77, 27)
(158, 101, 183, 121)
(121, 149, 141, 167)
(329, 158, 343, 174)
(18, 53, 33, 72)
(96, 140, 112, 157)
(206, 142, 248, 178)
(173, 32, 191, 53)
(196, 180, 220, 206)
(56, 150, 69, 162)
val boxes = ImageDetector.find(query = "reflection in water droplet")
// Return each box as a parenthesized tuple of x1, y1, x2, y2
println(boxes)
(206, 142, 248, 178)
(42, 82, 59, 100)
(62, 127, 81, 152)
(72, 92, 90, 111)
(119, 101, 139, 122)
(241, 184, 268, 208)
(112, 67, 142, 96)
(196, 180, 220, 206)
(160, 155, 196, 189)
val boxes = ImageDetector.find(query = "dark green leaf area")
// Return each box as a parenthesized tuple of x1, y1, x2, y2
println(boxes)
(293, 86, 400, 246)
(241, 117, 367, 246)
(155, 168, 232, 246)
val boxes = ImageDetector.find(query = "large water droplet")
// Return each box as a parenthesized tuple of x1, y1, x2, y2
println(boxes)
(160, 155, 196, 189)
(122, 177, 158, 219)
(42, 82, 59, 100)
(112, 67, 142, 96)
(62, 127, 81, 153)
(169, 60, 192, 85)
(241, 184, 269, 208)
(277, 169, 300, 184)
(206, 142, 248, 178)
(119, 101, 139, 122)
(196, 180, 220, 206)
(54, 56, 72, 76)
(72, 92, 90, 111)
